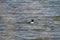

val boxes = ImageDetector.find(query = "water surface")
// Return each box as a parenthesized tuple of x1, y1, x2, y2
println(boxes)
(0, 0, 60, 40)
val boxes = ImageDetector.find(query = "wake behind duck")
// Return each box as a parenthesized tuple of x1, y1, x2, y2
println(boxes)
(16, 19, 37, 24)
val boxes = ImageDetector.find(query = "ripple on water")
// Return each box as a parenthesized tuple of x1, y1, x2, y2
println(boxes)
(0, 0, 60, 40)
(33, 37, 49, 40)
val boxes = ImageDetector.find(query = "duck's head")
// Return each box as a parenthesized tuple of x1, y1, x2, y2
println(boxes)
(31, 19, 34, 22)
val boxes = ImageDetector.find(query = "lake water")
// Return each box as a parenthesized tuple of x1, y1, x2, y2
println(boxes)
(0, 0, 60, 40)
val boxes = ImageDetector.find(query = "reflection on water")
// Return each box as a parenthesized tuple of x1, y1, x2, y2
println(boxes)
(0, 0, 60, 40)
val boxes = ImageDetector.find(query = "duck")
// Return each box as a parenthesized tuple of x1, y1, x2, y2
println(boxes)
(16, 19, 35, 24)
(28, 19, 35, 24)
